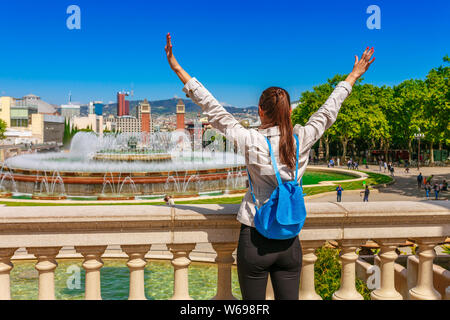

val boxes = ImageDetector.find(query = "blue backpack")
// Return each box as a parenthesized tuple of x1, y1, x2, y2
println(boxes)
(247, 134, 307, 240)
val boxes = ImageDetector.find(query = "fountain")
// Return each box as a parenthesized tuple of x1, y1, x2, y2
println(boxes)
(225, 168, 247, 194)
(3, 130, 247, 198)
(0, 164, 17, 198)
(97, 172, 138, 200)
(32, 170, 67, 200)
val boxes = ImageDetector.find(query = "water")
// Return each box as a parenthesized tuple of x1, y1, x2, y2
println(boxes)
(101, 172, 138, 195)
(10, 259, 243, 300)
(0, 164, 18, 193)
(4, 130, 246, 173)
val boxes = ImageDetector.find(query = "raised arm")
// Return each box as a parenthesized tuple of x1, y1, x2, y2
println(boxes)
(164, 33, 253, 151)
(298, 47, 375, 149)
(165, 33, 192, 85)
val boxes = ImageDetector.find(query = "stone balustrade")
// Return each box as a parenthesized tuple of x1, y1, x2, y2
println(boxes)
(0, 201, 449, 300)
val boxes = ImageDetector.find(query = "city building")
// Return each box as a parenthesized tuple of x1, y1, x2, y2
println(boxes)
(88, 101, 104, 116)
(88, 102, 94, 115)
(21, 94, 57, 115)
(117, 92, 130, 116)
(106, 115, 140, 133)
(31, 114, 65, 144)
(9, 99, 38, 128)
(94, 102, 104, 116)
(0, 96, 38, 128)
(0, 96, 14, 127)
(72, 114, 104, 135)
(60, 104, 81, 119)
(176, 99, 185, 130)
(137, 99, 152, 133)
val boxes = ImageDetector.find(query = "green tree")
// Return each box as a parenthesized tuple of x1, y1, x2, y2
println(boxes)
(0, 119, 7, 140)
(423, 56, 449, 163)
(389, 80, 426, 161)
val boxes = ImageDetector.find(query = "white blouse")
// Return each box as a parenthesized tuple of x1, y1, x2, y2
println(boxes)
(183, 77, 353, 227)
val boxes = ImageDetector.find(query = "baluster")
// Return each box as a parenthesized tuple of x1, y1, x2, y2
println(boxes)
(299, 240, 323, 300)
(371, 239, 403, 300)
(0, 248, 18, 300)
(75, 245, 107, 300)
(332, 240, 364, 300)
(408, 238, 444, 300)
(121, 244, 151, 300)
(168, 243, 195, 300)
(27, 247, 61, 300)
(211, 242, 237, 300)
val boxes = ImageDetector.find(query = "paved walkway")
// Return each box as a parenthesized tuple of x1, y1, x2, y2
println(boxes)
(307, 165, 450, 203)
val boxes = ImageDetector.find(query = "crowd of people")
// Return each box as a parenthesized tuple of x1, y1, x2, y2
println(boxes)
(416, 173, 448, 200)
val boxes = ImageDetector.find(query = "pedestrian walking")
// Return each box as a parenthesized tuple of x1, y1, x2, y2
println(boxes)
(417, 173, 423, 189)
(390, 165, 395, 177)
(336, 185, 344, 202)
(425, 183, 431, 200)
(383, 161, 387, 172)
(360, 185, 370, 202)
(433, 183, 440, 200)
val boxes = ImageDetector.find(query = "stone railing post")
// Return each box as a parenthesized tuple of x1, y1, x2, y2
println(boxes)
(299, 240, 323, 300)
(75, 245, 107, 300)
(168, 243, 196, 300)
(332, 240, 364, 300)
(0, 248, 18, 300)
(26, 247, 61, 300)
(371, 239, 403, 300)
(211, 242, 237, 300)
(121, 244, 151, 300)
(408, 238, 444, 300)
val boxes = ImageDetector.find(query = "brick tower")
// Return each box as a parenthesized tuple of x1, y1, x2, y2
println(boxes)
(139, 99, 152, 133)
(176, 99, 185, 130)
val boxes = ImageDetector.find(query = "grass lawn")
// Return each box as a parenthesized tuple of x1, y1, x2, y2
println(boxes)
(0, 170, 393, 207)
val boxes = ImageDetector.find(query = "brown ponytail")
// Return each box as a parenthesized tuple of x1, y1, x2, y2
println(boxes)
(259, 87, 295, 170)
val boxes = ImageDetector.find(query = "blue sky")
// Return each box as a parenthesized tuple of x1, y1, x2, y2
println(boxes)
(0, 0, 448, 107)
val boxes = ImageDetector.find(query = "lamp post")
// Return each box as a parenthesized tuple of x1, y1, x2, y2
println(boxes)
(414, 129, 425, 170)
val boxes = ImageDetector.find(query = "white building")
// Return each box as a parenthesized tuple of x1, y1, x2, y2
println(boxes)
(72, 114, 104, 135)
(60, 104, 81, 119)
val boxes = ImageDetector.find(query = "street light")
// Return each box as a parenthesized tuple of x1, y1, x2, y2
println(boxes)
(414, 129, 425, 170)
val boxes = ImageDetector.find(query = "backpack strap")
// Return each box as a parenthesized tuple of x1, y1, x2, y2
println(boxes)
(264, 136, 283, 186)
(246, 168, 259, 210)
(294, 134, 300, 182)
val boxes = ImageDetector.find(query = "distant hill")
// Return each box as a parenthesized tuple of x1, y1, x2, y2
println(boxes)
(102, 98, 257, 116)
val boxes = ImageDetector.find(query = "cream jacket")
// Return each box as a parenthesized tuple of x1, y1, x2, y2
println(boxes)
(183, 77, 353, 227)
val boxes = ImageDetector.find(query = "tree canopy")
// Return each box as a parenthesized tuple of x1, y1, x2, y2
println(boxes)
(291, 56, 449, 163)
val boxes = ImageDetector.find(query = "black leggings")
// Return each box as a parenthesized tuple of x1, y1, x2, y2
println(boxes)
(236, 224, 302, 300)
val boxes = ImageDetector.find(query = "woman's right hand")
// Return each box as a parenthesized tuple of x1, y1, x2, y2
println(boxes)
(345, 47, 375, 86)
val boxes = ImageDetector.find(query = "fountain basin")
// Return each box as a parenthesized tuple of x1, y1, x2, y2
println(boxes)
(0, 192, 13, 198)
(97, 195, 136, 201)
(31, 194, 67, 200)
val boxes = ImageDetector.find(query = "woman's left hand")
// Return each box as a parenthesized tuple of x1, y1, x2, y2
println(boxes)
(165, 33, 192, 84)
(165, 33, 180, 71)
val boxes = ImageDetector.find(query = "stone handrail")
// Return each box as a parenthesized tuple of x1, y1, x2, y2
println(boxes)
(0, 201, 449, 300)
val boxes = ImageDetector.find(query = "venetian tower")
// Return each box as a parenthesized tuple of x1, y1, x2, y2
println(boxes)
(138, 99, 152, 133)
(176, 99, 185, 130)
